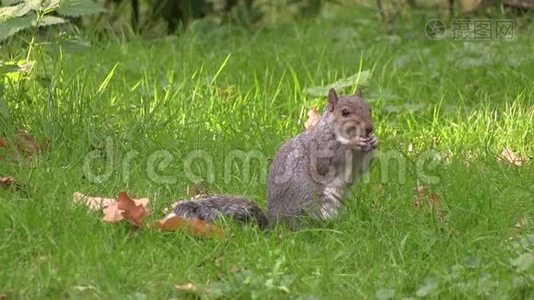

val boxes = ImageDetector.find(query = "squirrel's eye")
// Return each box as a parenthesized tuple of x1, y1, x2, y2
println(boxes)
(341, 109, 351, 117)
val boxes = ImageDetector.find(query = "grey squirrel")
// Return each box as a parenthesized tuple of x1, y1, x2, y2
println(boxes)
(166, 87, 377, 229)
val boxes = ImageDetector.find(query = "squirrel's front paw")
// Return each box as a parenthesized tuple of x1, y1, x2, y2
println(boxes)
(363, 134, 378, 152)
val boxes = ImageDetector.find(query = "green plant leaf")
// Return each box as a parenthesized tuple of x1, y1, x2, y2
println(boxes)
(0, 62, 21, 74)
(0, 12, 35, 41)
(24, 0, 42, 10)
(1, 0, 23, 6)
(0, 2, 31, 20)
(0, 60, 33, 74)
(42, 0, 60, 12)
(0, 13, 64, 41)
(57, 0, 104, 17)
(38, 15, 65, 26)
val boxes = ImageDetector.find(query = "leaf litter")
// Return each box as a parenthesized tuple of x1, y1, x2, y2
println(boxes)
(498, 147, 527, 166)
(74, 191, 223, 238)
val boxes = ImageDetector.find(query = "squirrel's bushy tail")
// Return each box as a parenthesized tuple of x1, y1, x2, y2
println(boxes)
(170, 195, 268, 229)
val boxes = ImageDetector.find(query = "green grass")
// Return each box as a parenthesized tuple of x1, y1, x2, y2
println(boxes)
(1, 3, 534, 299)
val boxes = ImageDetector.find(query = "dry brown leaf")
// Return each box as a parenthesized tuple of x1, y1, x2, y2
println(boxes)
(116, 192, 150, 227)
(101, 192, 150, 226)
(514, 215, 530, 237)
(73, 192, 116, 211)
(304, 107, 321, 130)
(0, 176, 17, 189)
(0, 131, 47, 159)
(15, 132, 42, 157)
(412, 186, 425, 209)
(153, 215, 223, 239)
(102, 202, 124, 223)
(174, 283, 199, 293)
(499, 147, 524, 166)
(413, 186, 443, 217)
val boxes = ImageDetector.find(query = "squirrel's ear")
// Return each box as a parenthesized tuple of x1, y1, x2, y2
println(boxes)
(328, 88, 339, 112)
(355, 88, 363, 98)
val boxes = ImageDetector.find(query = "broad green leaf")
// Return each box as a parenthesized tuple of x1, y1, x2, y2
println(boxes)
(0, 12, 35, 41)
(0, 13, 64, 41)
(303, 70, 371, 97)
(0, 60, 33, 73)
(21, 0, 59, 11)
(38, 15, 65, 26)
(0, 2, 31, 20)
(42, 0, 60, 12)
(1, 0, 23, 6)
(57, 0, 104, 17)
(24, 0, 42, 10)
(0, 62, 22, 73)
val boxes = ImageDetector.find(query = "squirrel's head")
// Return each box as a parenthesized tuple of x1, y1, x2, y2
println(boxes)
(325, 87, 375, 150)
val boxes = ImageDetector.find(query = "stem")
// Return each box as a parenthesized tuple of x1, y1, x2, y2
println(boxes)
(26, 11, 44, 63)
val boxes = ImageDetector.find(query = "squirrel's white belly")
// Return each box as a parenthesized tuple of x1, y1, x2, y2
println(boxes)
(321, 176, 347, 219)
(320, 150, 373, 220)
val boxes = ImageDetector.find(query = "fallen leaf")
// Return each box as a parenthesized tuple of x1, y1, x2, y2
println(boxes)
(153, 215, 223, 239)
(499, 148, 525, 166)
(116, 192, 150, 227)
(0, 176, 22, 191)
(515, 216, 529, 229)
(175, 283, 199, 293)
(514, 215, 531, 238)
(0, 131, 47, 160)
(304, 107, 321, 130)
(413, 186, 443, 217)
(73, 192, 115, 210)
(102, 202, 124, 223)
(0, 176, 17, 189)
(412, 186, 425, 208)
(100, 192, 150, 226)
(14, 131, 41, 157)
